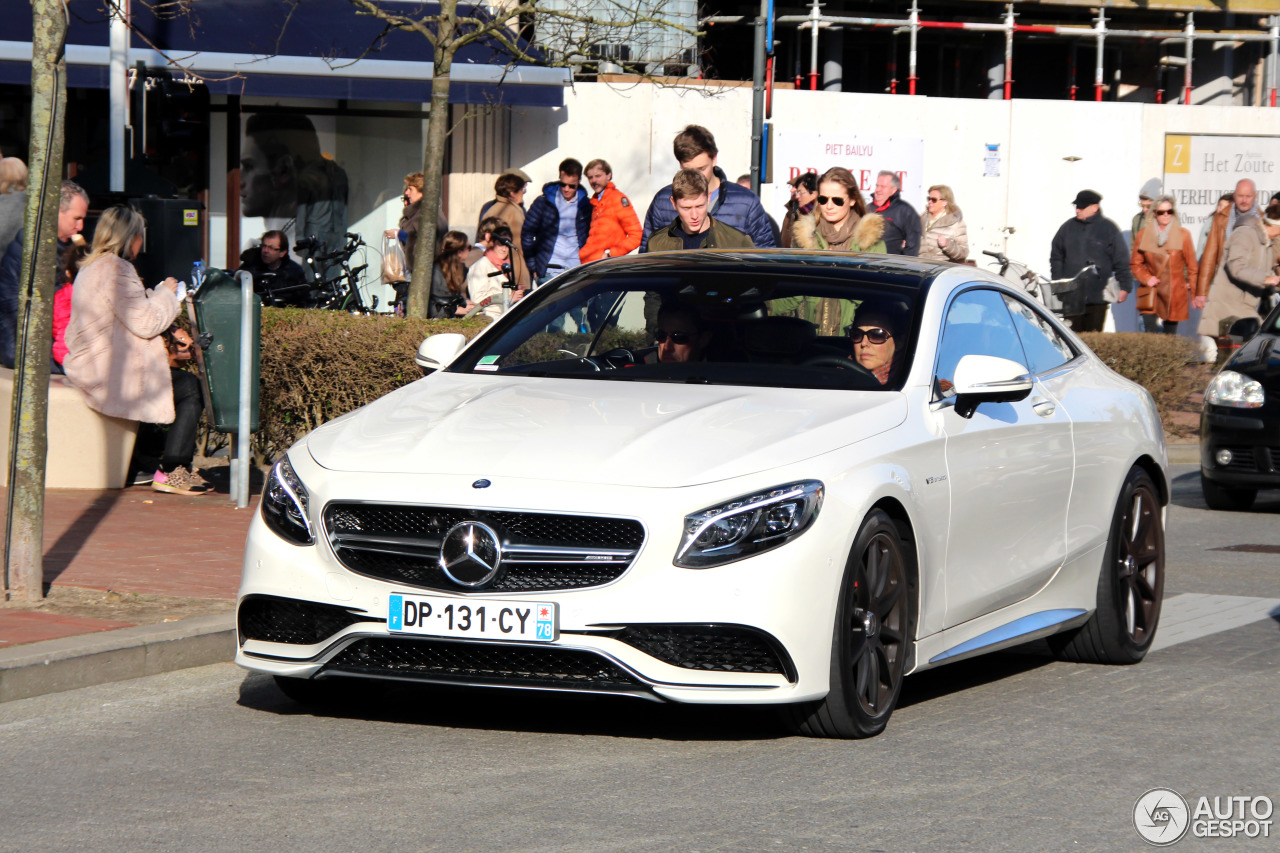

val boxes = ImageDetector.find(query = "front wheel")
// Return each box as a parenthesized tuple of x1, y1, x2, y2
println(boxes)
(788, 510, 917, 738)
(1051, 466, 1164, 664)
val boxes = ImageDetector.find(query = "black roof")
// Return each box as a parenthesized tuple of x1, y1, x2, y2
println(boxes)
(592, 250, 952, 290)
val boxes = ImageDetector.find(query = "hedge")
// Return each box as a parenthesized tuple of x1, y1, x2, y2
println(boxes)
(224, 313, 1200, 462)
(252, 309, 490, 460)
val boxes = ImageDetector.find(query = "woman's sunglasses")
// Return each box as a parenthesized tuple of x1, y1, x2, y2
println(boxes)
(1155, 209, 1174, 216)
(845, 326, 893, 344)
(817, 195, 846, 207)
(654, 329, 694, 345)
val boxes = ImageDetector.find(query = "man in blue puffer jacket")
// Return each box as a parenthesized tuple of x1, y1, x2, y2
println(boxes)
(641, 125, 775, 252)
(522, 158, 592, 283)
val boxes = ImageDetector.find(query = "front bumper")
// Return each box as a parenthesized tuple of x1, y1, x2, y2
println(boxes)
(1199, 407, 1280, 489)
(236, 457, 859, 705)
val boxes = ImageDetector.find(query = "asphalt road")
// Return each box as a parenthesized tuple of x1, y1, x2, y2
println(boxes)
(1, 465, 1276, 853)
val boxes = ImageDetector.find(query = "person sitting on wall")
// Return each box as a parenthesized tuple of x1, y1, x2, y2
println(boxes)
(238, 230, 309, 306)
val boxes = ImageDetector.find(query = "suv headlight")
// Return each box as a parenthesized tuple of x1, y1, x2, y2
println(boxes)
(675, 481, 823, 568)
(1205, 370, 1264, 409)
(262, 456, 314, 545)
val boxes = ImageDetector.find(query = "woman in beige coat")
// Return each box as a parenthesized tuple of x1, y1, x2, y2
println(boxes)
(64, 206, 208, 495)
(1197, 198, 1280, 338)
(918, 184, 969, 263)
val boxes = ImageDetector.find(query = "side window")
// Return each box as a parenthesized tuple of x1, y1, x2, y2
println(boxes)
(1002, 295, 1075, 375)
(935, 288, 1028, 394)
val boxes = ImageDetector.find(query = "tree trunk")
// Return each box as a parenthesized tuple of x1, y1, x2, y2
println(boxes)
(3, 0, 67, 602)
(406, 1, 458, 319)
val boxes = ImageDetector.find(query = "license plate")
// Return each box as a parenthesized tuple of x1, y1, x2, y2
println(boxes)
(387, 593, 558, 642)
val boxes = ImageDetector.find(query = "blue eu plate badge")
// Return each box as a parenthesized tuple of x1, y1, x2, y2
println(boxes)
(388, 594, 404, 631)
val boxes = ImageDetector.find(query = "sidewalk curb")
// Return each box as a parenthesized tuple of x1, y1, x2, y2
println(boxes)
(1168, 443, 1199, 465)
(0, 613, 236, 703)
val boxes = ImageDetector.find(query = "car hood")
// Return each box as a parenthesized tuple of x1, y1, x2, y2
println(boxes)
(306, 373, 908, 488)
(1225, 334, 1279, 388)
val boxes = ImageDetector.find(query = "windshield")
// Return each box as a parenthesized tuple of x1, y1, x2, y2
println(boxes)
(448, 267, 920, 390)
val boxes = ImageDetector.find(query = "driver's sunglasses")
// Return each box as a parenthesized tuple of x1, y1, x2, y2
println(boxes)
(654, 329, 693, 345)
(845, 326, 893, 344)
(557, 181, 580, 189)
(817, 195, 846, 207)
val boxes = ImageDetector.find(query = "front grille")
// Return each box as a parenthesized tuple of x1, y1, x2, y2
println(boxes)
(238, 595, 373, 645)
(325, 637, 644, 691)
(613, 624, 795, 680)
(323, 502, 645, 593)
(1267, 446, 1280, 473)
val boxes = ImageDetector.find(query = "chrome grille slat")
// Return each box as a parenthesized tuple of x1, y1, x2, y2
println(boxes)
(323, 502, 644, 593)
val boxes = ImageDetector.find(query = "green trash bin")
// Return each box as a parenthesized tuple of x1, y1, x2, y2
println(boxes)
(192, 268, 261, 433)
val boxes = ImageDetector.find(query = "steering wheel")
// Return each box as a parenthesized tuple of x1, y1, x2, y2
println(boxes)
(802, 354, 877, 381)
(593, 347, 637, 370)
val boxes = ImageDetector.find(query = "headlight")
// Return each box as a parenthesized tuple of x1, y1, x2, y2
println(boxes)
(262, 456, 314, 545)
(1205, 370, 1265, 409)
(675, 481, 823, 569)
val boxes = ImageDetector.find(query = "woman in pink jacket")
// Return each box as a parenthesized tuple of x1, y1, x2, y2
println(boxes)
(63, 206, 209, 495)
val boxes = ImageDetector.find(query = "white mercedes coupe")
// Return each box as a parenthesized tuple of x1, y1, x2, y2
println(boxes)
(236, 252, 1168, 738)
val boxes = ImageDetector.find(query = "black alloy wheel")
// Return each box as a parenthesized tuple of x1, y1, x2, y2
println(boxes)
(789, 509, 916, 738)
(1051, 466, 1165, 664)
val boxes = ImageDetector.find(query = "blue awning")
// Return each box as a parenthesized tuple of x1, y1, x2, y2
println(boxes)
(0, 0, 569, 106)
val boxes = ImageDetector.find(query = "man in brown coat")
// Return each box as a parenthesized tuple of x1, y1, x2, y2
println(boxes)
(1196, 180, 1257, 310)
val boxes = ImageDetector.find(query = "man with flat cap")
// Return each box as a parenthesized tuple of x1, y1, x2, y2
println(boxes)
(1050, 189, 1132, 332)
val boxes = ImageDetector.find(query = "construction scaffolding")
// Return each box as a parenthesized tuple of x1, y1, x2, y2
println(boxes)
(765, 1, 1280, 104)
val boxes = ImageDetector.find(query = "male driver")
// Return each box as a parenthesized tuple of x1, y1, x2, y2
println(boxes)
(647, 169, 754, 252)
(641, 125, 775, 251)
(654, 302, 712, 363)
(578, 158, 642, 263)
(1049, 189, 1133, 333)
(1196, 179, 1258, 311)
(239, 230, 309, 306)
(523, 158, 592, 282)
(870, 170, 921, 256)
(1, 180, 88, 368)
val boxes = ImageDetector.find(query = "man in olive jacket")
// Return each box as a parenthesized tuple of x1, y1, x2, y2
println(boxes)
(646, 168, 755, 253)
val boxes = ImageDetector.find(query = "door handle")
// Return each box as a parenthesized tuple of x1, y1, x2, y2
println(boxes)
(1032, 397, 1056, 418)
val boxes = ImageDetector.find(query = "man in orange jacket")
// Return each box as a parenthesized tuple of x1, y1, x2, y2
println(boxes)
(579, 159, 641, 263)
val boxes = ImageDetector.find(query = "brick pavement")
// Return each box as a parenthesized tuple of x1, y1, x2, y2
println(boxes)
(2, 484, 255, 647)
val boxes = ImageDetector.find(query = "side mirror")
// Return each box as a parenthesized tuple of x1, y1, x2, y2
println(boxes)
(1227, 316, 1260, 341)
(951, 354, 1033, 419)
(415, 333, 467, 375)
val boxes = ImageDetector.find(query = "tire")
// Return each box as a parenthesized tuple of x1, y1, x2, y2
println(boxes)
(788, 510, 917, 738)
(1200, 474, 1257, 512)
(1051, 467, 1164, 664)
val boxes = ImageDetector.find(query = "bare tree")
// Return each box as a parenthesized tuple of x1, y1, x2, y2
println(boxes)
(344, 0, 697, 317)
(3, 0, 68, 602)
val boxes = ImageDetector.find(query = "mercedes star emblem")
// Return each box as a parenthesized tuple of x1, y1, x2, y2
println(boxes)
(439, 521, 503, 587)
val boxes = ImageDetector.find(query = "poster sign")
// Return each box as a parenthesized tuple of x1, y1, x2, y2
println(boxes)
(770, 130, 925, 216)
(1163, 134, 1278, 239)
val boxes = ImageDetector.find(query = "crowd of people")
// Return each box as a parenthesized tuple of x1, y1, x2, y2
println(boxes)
(1049, 177, 1279, 343)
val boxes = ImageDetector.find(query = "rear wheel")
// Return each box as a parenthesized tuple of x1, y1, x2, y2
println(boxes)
(1200, 474, 1257, 512)
(1052, 467, 1164, 664)
(788, 510, 916, 738)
